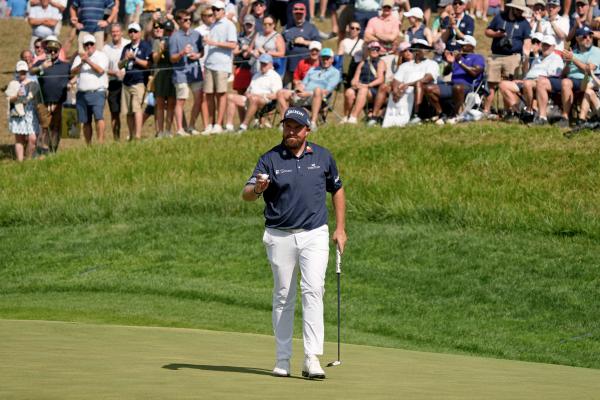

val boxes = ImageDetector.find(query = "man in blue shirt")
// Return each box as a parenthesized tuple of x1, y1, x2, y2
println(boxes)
(242, 106, 347, 380)
(118, 22, 152, 140)
(282, 2, 321, 79)
(276, 48, 341, 130)
(70, 0, 118, 52)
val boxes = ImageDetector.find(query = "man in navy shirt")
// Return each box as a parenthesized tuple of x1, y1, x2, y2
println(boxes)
(242, 107, 347, 380)
(119, 22, 152, 140)
(440, 0, 475, 51)
(282, 2, 321, 81)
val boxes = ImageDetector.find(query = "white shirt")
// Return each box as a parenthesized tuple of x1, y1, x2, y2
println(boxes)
(72, 50, 109, 92)
(103, 38, 131, 81)
(29, 4, 61, 38)
(525, 52, 564, 79)
(247, 68, 283, 95)
(194, 23, 211, 69)
(539, 15, 570, 51)
(393, 59, 439, 84)
(339, 38, 364, 63)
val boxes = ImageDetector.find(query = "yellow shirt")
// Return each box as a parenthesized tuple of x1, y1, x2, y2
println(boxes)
(143, 0, 166, 12)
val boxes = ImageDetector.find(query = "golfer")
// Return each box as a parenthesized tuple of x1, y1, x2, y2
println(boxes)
(242, 106, 347, 379)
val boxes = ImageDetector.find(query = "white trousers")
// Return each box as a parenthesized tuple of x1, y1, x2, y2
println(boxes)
(263, 225, 329, 360)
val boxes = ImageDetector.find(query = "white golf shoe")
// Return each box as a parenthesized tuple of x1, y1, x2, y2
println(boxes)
(272, 359, 290, 377)
(302, 355, 325, 379)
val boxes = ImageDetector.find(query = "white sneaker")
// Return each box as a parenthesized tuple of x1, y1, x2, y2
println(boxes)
(176, 129, 190, 137)
(409, 116, 422, 125)
(187, 127, 201, 136)
(238, 123, 247, 132)
(201, 125, 213, 135)
(347, 116, 357, 124)
(302, 355, 325, 379)
(212, 125, 223, 134)
(341, 116, 348, 124)
(225, 124, 235, 132)
(309, 121, 318, 132)
(272, 359, 290, 377)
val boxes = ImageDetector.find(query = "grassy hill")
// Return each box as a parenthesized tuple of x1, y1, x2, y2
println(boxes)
(1, 122, 599, 370)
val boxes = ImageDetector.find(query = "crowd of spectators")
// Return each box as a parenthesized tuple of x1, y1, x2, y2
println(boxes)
(3, 0, 600, 161)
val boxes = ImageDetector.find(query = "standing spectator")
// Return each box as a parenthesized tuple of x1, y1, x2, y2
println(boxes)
(483, 0, 532, 116)
(353, 0, 380, 33)
(411, 0, 437, 24)
(440, 0, 476, 51)
(104, 23, 131, 140)
(28, 0, 61, 51)
(225, 53, 283, 131)
(169, 9, 205, 136)
(32, 38, 47, 64)
(70, 0, 118, 52)
(30, 36, 71, 155)
(535, 0, 569, 50)
(203, 0, 237, 134)
(282, 2, 320, 82)
(343, 41, 385, 123)
(249, 15, 286, 74)
(432, 0, 455, 42)
(528, 0, 548, 32)
(139, 0, 172, 29)
(364, 0, 401, 54)
(240, 0, 266, 33)
(71, 34, 109, 144)
(233, 14, 256, 95)
(125, 0, 143, 25)
(118, 22, 152, 141)
(404, 7, 434, 47)
(567, 0, 593, 48)
(5, 61, 39, 161)
(152, 19, 176, 137)
(29, 0, 67, 36)
(6, 0, 27, 17)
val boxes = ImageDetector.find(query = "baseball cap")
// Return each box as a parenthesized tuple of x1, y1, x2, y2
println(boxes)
(128, 22, 142, 32)
(82, 34, 96, 44)
(438, 0, 453, 6)
(576, 0, 589, 4)
(283, 107, 311, 127)
(243, 14, 256, 25)
(368, 41, 382, 49)
(43, 35, 61, 46)
(532, 0, 546, 6)
(258, 53, 273, 64)
(541, 35, 556, 45)
(320, 48, 334, 58)
(411, 38, 432, 49)
(309, 41, 322, 51)
(292, 2, 306, 10)
(405, 7, 424, 19)
(530, 32, 544, 41)
(457, 35, 477, 47)
(163, 20, 175, 31)
(211, 0, 226, 9)
(576, 25, 593, 36)
(398, 41, 411, 52)
(547, 0, 560, 5)
(15, 60, 28, 72)
(381, 0, 395, 7)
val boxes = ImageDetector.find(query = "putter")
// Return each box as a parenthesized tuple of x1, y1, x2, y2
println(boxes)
(327, 245, 342, 367)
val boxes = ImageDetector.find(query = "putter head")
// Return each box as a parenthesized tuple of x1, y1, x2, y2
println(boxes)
(326, 360, 341, 367)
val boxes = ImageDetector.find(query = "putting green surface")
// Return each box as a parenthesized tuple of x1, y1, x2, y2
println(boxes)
(1, 320, 598, 399)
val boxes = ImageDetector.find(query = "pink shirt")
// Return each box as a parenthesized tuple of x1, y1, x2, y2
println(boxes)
(365, 15, 400, 50)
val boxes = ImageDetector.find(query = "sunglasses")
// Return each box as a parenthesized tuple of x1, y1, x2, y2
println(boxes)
(580, 34, 593, 39)
(532, 39, 541, 44)
(47, 48, 60, 53)
(310, 49, 320, 52)
(84, 42, 95, 47)
(264, 21, 274, 25)
(128, 29, 139, 33)
(211, 7, 223, 11)
(349, 26, 360, 30)
(34, 45, 42, 49)
(154, 26, 163, 29)
(202, 13, 213, 17)
(369, 47, 381, 51)
(293, 7, 305, 11)
(452, 1, 463, 5)
(576, 2, 587, 5)
(180, 17, 192, 21)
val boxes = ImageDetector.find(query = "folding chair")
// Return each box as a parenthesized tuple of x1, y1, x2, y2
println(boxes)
(319, 55, 345, 123)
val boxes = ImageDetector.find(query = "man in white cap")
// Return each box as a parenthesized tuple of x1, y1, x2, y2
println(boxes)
(364, 0, 401, 53)
(499, 33, 563, 122)
(224, 53, 282, 132)
(71, 34, 109, 144)
(103, 23, 131, 141)
(483, 0, 532, 116)
(70, 0, 118, 52)
(404, 7, 434, 46)
(292, 41, 321, 87)
(117, 22, 152, 141)
(203, 0, 238, 134)
(535, 0, 569, 50)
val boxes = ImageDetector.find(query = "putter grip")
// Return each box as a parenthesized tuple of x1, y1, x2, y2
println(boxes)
(335, 247, 342, 274)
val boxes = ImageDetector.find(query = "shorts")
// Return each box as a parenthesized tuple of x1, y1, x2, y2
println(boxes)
(233, 67, 252, 92)
(204, 69, 230, 94)
(439, 82, 474, 99)
(76, 90, 106, 124)
(487, 54, 521, 83)
(107, 80, 123, 114)
(121, 83, 146, 114)
(154, 70, 176, 98)
(548, 77, 584, 92)
(36, 103, 62, 131)
(175, 81, 203, 100)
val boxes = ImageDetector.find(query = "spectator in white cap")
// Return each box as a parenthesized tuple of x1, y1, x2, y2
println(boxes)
(104, 23, 131, 141)
(440, 0, 475, 51)
(224, 53, 283, 132)
(292, 41, 321, 87)
(528, 0, 547, 32)
(364, 0, 400, 54)
(27, 0, 61, 52)
(203, 0, 238, 134)
(404, 7, 434, 47)
(71, 34, 109, 145)
(5, 60, 40, 162)
(118, 22, 152, 141)
(499, 34, 563, 122)
(535, 0, 569, 50)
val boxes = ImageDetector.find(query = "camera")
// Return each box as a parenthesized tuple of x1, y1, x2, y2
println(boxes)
(498, 36, 513, 52)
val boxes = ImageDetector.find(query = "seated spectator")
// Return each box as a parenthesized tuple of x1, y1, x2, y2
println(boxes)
(28, 0, 61, 51)
(499, 34, 563, 121)
(404, 7, 434, 47)
(240, 0, 266, 33)
(535, 0, 569, 50)
(483, 0, 532, 116)
(293, 41, 322, 85)
(233, 14, 256, 95)
(371, 40, 439, 125)
(432, 0, 454, 43)
(276, 48, 341, 130)
(534, 26, 600, 126)
(249, 15, 286, 74)
(364, 0, 400, 55)
(225, 54, 283, 131)
(528, 0, 547, 32)
(282, 2, 320, 82)
(440, 0, 475, 51)
(343, 41, 385, 123)
(576, 72, 600, 125)
(337, 21, 364, 87)
(567, 0, 594, 49)
(425, 35, 485, 124)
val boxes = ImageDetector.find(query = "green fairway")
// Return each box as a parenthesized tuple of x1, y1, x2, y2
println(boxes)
(1, 320, 599, 400)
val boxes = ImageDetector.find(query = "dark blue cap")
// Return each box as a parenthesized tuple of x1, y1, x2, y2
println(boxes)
(282, 107, 311, 127)
(576, 25, 593, 37)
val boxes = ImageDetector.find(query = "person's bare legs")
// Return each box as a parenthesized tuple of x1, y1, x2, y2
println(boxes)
(83, 123, 93, 144)
(535, 77, 551, 119)
(242, 95, 268, 126)
(190, 89, 203, 130)
(96, 119, 105, 143)
(349, 86, 368, 119)
(522, 80, 537, 111)
(175, 98, 186, 133)
(561, 78, 574, 120)
(14, 135, 26, 162)
(166, 97, 175, 133)
(226, 93, 246, 126)
(344, 88, 356, 117)
(277, 89, 293, 116)
(310, 87, 325, 125)
(425, 84, 442, 115)
(371, 84, 389, 118)
(215, 92, 228, 127)
(155, 96, 166, 134)
(26, 133, 37, 159)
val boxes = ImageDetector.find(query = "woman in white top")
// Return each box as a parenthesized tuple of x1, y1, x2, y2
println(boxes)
(337, 20, 364, 88)
(249, 15, 285, 74)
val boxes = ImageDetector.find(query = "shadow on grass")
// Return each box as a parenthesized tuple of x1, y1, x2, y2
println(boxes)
(0, 144, 14, 161)
(162, 363, 306, 380)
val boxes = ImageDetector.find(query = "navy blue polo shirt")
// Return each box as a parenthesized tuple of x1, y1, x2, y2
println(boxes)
(247, 142, 343, 230)
(33, 59, 71, 104)
(487, 12, 531, 55)
(283, 21, 321, 72)
(441, 14, 475, 51)
(121, 40, 152, 86)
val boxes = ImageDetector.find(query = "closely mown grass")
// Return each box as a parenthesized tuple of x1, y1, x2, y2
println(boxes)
(1, 123, 600, 369)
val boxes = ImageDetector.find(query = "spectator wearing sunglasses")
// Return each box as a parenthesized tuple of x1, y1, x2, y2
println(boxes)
(282, 2, 320, 80)
(567, 0, 594, 49)
(535, 0, 569, 50)
(440, 0, 475, 51)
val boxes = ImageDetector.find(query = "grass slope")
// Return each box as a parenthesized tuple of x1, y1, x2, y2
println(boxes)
(1, 123, 600, 370)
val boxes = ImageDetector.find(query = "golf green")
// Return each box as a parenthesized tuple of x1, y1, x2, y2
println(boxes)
(1, 319, 598, 399)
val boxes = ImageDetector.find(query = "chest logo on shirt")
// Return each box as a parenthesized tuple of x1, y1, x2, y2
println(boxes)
(307, 163, 321, 170)
(275, 169, 293, 175)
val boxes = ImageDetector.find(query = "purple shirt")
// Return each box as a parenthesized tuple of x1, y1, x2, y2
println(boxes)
(451, 53, 485, 87)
